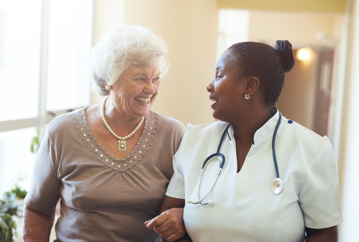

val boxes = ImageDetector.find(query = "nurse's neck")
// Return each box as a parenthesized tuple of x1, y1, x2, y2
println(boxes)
(231, 105, 275, 145)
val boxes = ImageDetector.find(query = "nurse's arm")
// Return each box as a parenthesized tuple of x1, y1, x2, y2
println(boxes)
(145, 196, 191, 242)
(23, 205, 55, 242)
(305, 226, 338, 242)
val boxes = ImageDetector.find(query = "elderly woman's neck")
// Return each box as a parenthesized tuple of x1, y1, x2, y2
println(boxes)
(104, 99, 144, 127)
(231, 106, 275, 144)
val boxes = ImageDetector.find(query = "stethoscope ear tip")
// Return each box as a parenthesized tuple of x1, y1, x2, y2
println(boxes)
(208, 199, 214, 205)
(186, 199, 192, 203)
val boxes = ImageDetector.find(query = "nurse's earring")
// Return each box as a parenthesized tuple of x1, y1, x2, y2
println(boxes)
(244, 93, 251, 100)
(105, 85, 111, 91)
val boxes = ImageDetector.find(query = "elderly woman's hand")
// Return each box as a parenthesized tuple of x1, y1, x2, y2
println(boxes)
(145, 208, 186, 242)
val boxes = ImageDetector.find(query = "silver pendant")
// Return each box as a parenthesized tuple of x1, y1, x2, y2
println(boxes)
(118, 140, 126, 151)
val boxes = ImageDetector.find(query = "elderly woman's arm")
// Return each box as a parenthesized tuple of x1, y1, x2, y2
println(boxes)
(146, 196, 191, 242)
(23, 206, 55, 242)
(305, 226, 338, 242)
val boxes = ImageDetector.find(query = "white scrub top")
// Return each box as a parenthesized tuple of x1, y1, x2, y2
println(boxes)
(166, 111, 342, 242)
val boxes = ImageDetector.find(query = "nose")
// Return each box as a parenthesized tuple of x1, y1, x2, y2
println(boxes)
(206, 80, 214, 92)
(144, 81, 156, 94)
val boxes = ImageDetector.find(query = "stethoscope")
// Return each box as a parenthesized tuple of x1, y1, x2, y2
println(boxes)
(186, 113, 283, 206)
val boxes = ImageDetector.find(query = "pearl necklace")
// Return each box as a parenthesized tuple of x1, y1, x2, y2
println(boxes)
(101, 97, 145, 151)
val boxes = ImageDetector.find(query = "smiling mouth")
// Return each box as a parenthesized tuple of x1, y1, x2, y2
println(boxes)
(210, 96, 218, 102)
(135, 97, 151, 103)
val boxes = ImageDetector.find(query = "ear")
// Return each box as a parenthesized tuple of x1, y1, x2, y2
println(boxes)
(245, 76, 260, 95)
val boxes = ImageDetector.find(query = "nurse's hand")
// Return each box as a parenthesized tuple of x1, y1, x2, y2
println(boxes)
(145, 208, 186, 242)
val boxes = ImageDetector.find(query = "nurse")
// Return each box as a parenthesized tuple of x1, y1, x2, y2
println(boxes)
(146, 40, 342, 242)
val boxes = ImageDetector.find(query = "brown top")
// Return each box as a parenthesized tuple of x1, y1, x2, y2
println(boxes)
(24, 108, 185, 242)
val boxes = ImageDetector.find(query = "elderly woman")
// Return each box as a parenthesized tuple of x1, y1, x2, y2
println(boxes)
(147, 41, 342, 242)
(23, 25, 186, 242)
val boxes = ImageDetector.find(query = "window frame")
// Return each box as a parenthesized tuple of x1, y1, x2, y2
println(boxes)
(0, 0, 94, 138)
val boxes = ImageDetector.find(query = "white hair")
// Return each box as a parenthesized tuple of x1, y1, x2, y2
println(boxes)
(90, 24, 169, 96)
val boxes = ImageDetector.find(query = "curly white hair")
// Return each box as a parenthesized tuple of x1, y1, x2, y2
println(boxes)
(90, 24, 169, 96)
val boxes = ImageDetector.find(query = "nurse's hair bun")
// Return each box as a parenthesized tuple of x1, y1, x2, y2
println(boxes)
(274, 40, 294, 73)
(227, 40, 295, 105)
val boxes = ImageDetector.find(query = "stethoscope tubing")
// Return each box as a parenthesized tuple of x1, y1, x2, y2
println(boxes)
(272, 113, 282, 179)
(192, 124, 230, 205)
(188, 112, 283, 206)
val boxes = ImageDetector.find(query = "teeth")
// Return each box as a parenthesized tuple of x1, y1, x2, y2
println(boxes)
(210, 99, 217, 102)
(135, 97, 151, 103)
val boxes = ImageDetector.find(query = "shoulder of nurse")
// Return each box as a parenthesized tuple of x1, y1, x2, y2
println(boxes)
(279, 117, 331, 151)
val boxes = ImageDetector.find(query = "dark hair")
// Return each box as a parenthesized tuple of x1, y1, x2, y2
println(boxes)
(227, 40, 294, 105)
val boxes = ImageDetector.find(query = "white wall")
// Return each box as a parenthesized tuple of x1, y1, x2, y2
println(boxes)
(338, 0, 359, 240)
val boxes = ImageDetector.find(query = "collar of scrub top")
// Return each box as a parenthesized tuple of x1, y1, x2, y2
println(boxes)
(227, 109, 281, 146)
(226, 109, 283, 195)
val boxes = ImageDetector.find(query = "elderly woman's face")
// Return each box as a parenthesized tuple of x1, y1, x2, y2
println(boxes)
(109, 58, 161, 118)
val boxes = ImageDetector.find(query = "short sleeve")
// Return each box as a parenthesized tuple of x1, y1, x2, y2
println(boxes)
(299, 139, 343, 229)
(24, 129, 61, 214)
(165, 125, 193, 199)
(165, 151, 185, 199)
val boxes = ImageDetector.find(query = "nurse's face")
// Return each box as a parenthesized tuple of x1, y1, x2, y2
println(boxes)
(206, 51, 247, 122)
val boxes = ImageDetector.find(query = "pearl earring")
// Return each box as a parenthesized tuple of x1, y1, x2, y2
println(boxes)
(244, 93, 251, 100)
(105, 85, 111, 91)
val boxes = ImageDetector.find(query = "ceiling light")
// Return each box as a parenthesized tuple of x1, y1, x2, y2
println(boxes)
(296, 48, 312, 61)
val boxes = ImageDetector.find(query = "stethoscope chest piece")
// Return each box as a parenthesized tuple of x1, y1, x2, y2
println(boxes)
(272, 178, 283, 195)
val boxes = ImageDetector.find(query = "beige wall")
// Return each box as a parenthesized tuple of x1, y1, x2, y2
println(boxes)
(276, 51, 318, 129)
(218, 0, 347, 13)
(92, 2, 343, 127)
(91, 0, 126, 104)
(92, 0, 219, 125)
(244, 11, 342, 130)
(92, 0, 125, 42)
(248, 11, 343, 48)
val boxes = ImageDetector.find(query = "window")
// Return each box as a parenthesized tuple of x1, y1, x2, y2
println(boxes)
(0, 0, 41, 122)
(0, 0, 93, 195)
(46, 0, 93, 111)
(0, 128, 37, 194)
